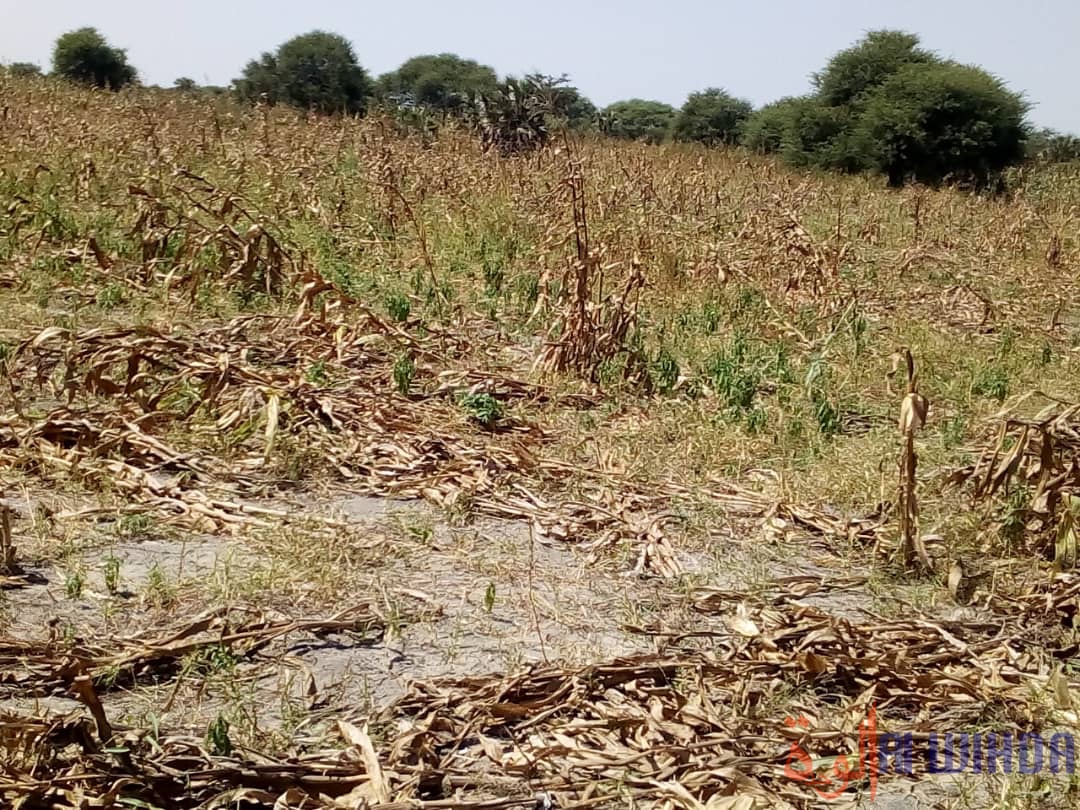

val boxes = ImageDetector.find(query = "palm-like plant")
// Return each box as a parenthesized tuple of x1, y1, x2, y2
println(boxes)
(469, 76, 550, 155)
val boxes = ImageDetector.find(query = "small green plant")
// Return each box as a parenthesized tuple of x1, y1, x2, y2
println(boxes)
(745, 407, 768, 434)
(973, 365, 1009, 403)
(704, 335, 760, 415)
(385, 291, 411, 323)
(812, 392, 842, 438)
(115, 512, 153, 538)
(999, 486, 1031, 548)
(651, 347, 680, 394)
(459, 392, 503, 428)
(997, 328, 1016, 357)
(65, 569, 84, 599)
(205, 714, 233, 756)
(942, 415, 966, 450)
(393, 354, 415, 396)
(483, 582, 496, 613)
(189, 643, 237, 676)
(699, 300, 722, 334)
(103, 555, 121, 595)
(850, 313, 869, 357)
(516, 273, 540, 315)
(482, 254, 505, 297)
(145, 563, 175, 607)
(306, 359, 329, 384)
(96, 282, 124, 309)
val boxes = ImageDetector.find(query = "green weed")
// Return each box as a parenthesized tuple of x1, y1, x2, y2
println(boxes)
(459, 392, 503, 428)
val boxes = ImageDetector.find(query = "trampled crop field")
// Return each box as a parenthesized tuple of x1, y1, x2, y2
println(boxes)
(3, 76, 1080, 808)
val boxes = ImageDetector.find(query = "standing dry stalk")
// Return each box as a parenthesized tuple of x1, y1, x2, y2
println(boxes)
(0, 502, 14, 575)
(534, 152, 647, 384)
(893, 348, 932, 571)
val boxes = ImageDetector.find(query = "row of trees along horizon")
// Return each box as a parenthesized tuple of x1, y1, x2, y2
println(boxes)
(7, 26, 1080, 188)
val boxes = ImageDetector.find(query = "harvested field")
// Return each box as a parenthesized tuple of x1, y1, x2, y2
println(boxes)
(3, 76, 1080, 808)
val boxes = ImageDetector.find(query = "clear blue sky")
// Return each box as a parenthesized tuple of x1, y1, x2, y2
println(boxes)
(2, 0, 1076, 132)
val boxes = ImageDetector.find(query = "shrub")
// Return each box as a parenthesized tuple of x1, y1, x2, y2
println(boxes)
(749, 30, 1030, 187)
(1026, 128, 1080, 164)
(740, 97, 804, 154)
(673, 88, 752, 146)
(601, 99, 676, 144)
(857, 62, 1028, 187)
(812, 29, 934, 108)
(6, 62, 42, 78)
(469, 76, 550, 154)
(377, 53, 497, 114)
(235, 31, 372, 115)
(543, 79, 598, 130)
(52, 27, 137, 90)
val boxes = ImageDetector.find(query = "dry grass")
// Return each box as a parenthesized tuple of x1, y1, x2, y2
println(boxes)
(3, 75, 1080, 808)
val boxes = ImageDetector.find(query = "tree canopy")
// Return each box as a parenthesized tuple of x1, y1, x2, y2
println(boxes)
(857, 61, 1028, 186)
(377, 53, 497, 113)
(235, 31, 372, 115)
(535, 76, 597, 130)
(812, 30, 934, 108)
(6, 62, 43, 78)
(672, 88, 752, 146)
(601, 99, 676, 144)
(741, 30, 1029, 187)
(52, 27, 137, 90)
(1026, 128, 1080, 164)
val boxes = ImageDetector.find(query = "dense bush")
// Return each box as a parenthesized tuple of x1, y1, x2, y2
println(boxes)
(470, 76, 550, 154)
(377, 53, 497, 114)
(741, 97, 806, 156)
(540, 78, 597, 130)
(741, 30, 1029, 188)
(812, 30, 934, 107)
(1026, 128, 1080, 164)
(52, 28, 136, 90)
(235, 31, 372, 115)
(857, 62, 1028, 186)
(672, 88, 752, 146)
(601, 99, 676, 144)
(6, 62, 43, 78)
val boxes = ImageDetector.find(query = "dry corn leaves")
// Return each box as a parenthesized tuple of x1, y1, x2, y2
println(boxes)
(0, 604, 392, 699)
(0, 313, 770, 577)
(6, 573, 1080, 809)
(948, 395, 1080, 564)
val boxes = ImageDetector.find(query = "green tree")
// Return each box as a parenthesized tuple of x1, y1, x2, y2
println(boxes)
(538, 76, 597, 130)
(6, 62, 42, 78)
(857, 62, 1028, 186)
(673, 88, 752, 146)
(601, 99, 676, 144)
(51, 27, 137, 90)
(235, 31, 372, 115)
(173, 77, 197, 92)
(740, 97, 803, 154)
(780, 100, 866, 171)
(813, 29, 934, 107)
(1026, 128, 1080, 163)
(740, 96, 860, 168)
(469, 76, 550, 154)
(513, 73, 597, 131)
(749, 30, 1030, 187)
(377, 53, 497, 114)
